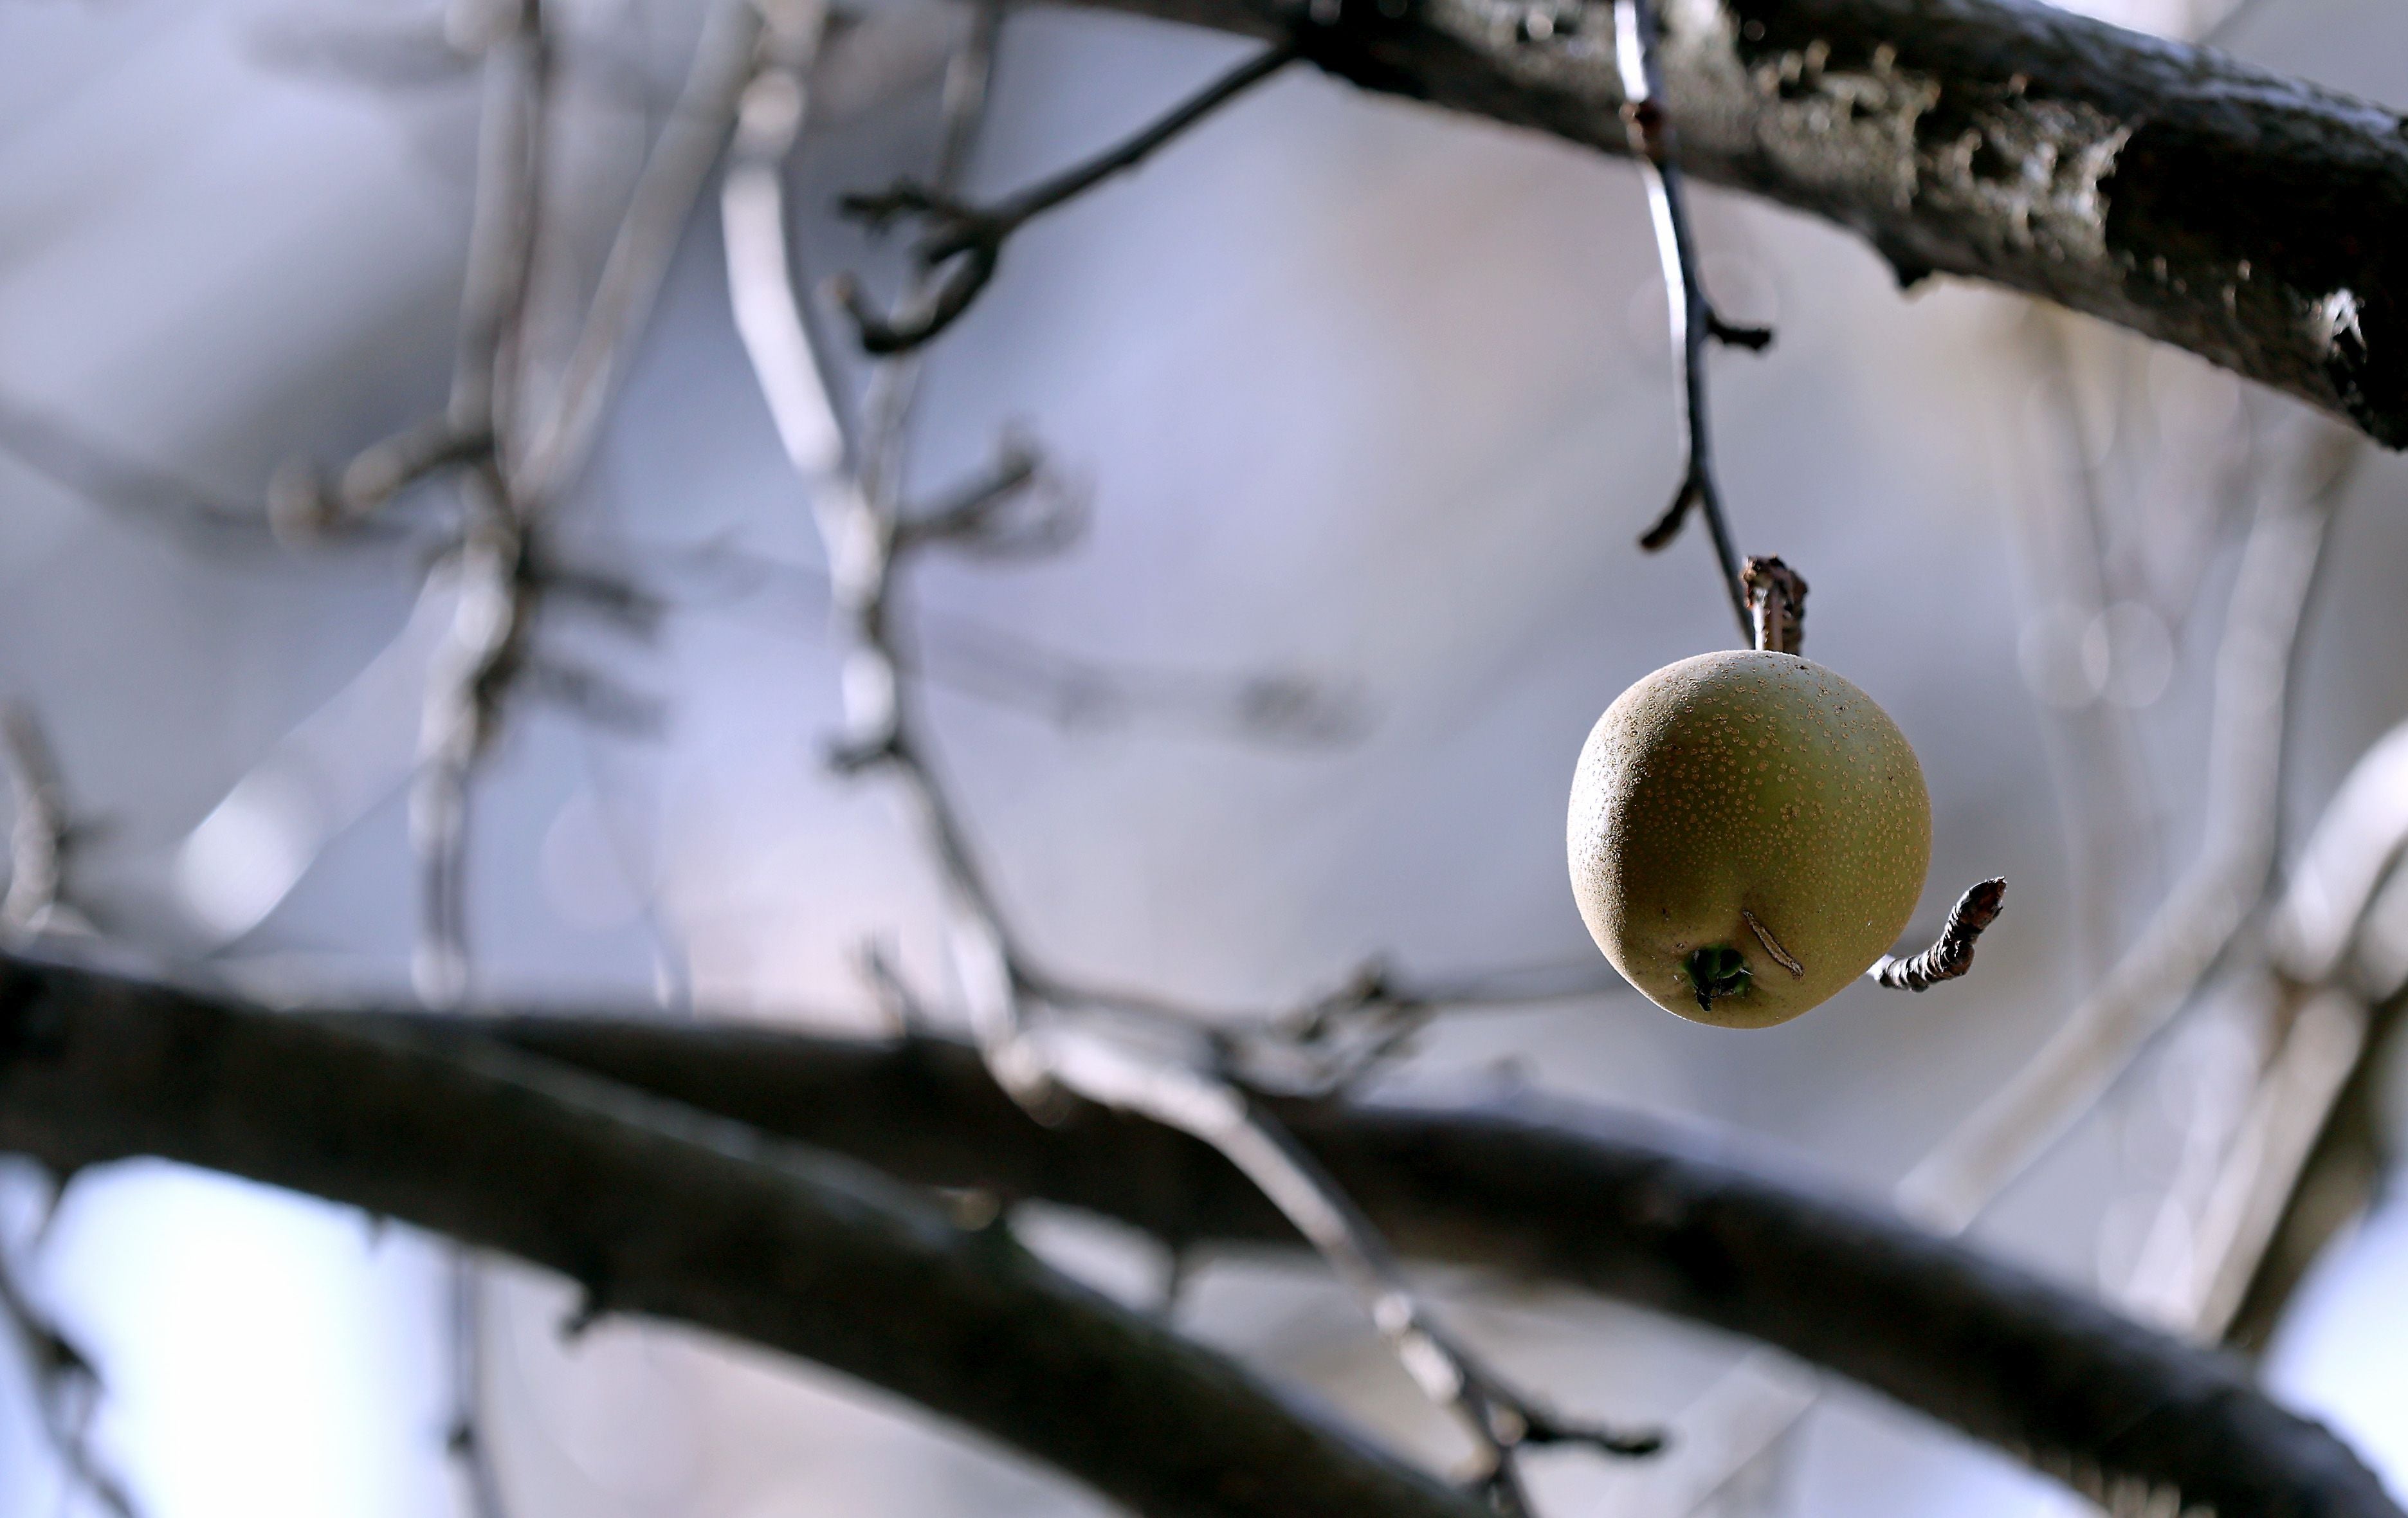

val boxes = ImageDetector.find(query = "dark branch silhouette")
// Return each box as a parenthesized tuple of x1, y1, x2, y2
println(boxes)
(0, 952, 1490, 1518)
(0, 951, 2397, 1518)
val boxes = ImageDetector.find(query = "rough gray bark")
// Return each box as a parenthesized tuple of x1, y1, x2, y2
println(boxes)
(0, 955, 1485, 1518)
(1064, 0, 2408, 446)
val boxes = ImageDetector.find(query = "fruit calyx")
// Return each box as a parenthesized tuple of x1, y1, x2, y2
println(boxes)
(1684, 945, 1751, 1014)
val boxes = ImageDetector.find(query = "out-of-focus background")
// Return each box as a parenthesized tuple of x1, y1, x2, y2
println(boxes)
(2, 0, 2405, 1513)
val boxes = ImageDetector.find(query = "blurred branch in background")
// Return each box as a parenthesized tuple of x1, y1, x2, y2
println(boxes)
(0, 394, 289, 549)
(2014, 310, 2175, 982)
(406, 0, 553, 1014)
(2211, 720, 2408, 1348)
(2111, 980, 2367, 1338)
(1898, 421, 2355, 1231)
(408, 6, 561, 1510)
(731, 3, 1669, 1506)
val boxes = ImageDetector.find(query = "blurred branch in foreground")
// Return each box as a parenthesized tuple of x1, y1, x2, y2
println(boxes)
(0, 949, 2397, 1518)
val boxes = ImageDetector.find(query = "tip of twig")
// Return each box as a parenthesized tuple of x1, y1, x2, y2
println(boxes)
(1521, 1409, 1671, 1460)
(1638, 477, 1701, 552)
(266, 458, 336, 545)
(558, 1288, 608, 1342)
(837, 181, 942, 232)
(825, 730, 902, 774)
(1958, 877, 2009, 924)
(1706, 311, 1774, 352)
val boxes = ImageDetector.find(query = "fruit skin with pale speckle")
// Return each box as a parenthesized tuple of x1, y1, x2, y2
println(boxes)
(1568, 650, 1931, 1028)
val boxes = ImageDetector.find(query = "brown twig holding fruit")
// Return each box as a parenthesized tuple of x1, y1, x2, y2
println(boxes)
(1617, 0, 1772, 645)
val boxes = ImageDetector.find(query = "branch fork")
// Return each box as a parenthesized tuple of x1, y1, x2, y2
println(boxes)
(833, 40, 1299, 354)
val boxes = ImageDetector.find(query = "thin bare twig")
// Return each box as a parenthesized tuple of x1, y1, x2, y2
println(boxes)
(1027, 956, 1630, 1097)
(1868, 879, 2009, 992)
(408, 10, 560, 1516)
(1026, 1030, 1662, 1517)
(831, 40, 1299, 355)
(0, 394, 286, 547)
(889, 439, 1066, 554)
(1616, 0, 1767, 645)
(511, 0, 763, 506)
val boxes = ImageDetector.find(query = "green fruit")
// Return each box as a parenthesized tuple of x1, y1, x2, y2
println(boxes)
(1568, 650, 1930, 1028)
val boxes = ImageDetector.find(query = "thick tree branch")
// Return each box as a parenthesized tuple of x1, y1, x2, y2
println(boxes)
(1065, 0, 2408, 446)
(0, 955, 1487, 1518)
(2, 947, 2395, 1511)
(203, 998, 2394, 1518)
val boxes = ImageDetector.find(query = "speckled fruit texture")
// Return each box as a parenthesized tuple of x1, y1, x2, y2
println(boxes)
(1569, 651, 1931, 1028)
